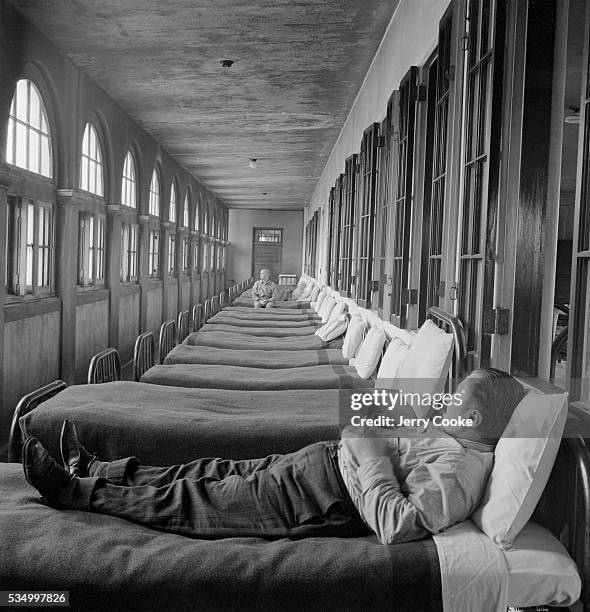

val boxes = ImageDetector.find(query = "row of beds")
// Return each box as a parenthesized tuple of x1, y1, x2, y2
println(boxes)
(1, 277, 589, 612)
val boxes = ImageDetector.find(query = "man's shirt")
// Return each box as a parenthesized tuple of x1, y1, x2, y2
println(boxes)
(338, 429, 493, 544)
(252, 279, 277, 304)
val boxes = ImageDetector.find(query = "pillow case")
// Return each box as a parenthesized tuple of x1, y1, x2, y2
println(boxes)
(298, 284, 314, 300)
(309, 285, 320, 303)
(319, 297, 336, 323)
(314, 291, 327, 312)
(350, 327, 386, 379)
(376, 337, 410, 382)
(342, 315, 366, 360)
(314, 315, 349, 342)
(328, 301, 347, 323)
(291, 279, 307, 300)
(397, 319, 453, 413)
(471, 391, 568, 549)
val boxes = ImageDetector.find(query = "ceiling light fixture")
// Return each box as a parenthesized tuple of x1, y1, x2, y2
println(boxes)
(249, 158, 258, 169)
(564, 107, 580, 125)
(220, 59, 234, 68)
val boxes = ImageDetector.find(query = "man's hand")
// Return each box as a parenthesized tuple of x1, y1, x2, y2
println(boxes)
(341, 425, 390, 465)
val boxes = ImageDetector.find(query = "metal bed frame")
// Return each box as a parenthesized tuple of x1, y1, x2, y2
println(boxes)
(133, 331, 155, 382)
(158, 319, 177, 364)
(87, 348, 122, 384)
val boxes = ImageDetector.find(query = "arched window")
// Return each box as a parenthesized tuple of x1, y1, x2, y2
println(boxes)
(121, 151, 136, 208)
(194, 194, 201, 232)
(169, 181, 177, 223)
(6, 79, 53, 178)
(80, 123, 104, 196)
(149, 169, 160, 216)
(183, 193, 190, 228)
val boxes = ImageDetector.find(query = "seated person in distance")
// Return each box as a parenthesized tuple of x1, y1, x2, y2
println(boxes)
(251, 269, 278, 308)
(23, 368, 525, 544)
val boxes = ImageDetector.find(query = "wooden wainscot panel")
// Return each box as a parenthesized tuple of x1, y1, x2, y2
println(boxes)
(181, 278, 191, 312)
(2, 311, 61, 434)
(119, 291, 140, 361)
(166, 278, 178, 323)
(146, 286, 163, 337)
(74, 300, 109, 383)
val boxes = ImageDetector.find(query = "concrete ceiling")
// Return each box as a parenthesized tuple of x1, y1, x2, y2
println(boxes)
(12, 0, 399, 209)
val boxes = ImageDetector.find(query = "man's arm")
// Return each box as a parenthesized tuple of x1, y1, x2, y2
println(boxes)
(340, 431, 478, 544)
(353, 455, 476, 544)
(251, 281, 262, 306)
(268, 282, 278, 304)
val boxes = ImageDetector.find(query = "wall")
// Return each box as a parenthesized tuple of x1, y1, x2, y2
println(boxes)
(0, 0, 229, 453)
(305, 0, 451, 274)
(227, 209, 303, 284)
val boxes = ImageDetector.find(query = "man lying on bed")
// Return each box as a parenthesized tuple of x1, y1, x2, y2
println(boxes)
(252, 269, 278, 309)
(23, 368, 525, 544)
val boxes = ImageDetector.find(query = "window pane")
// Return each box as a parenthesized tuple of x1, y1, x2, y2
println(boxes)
(25, 203, 34, 290)
(29, 86, 41, 130)
(6, 117, 14, 165)
(40, 136, 51, 177)
(80, 155, 89, 192)
(16, 121, 27, 168)
(16, 80, 27, 121)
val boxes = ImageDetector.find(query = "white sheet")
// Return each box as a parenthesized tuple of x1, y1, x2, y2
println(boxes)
(433, 519, 509, 612)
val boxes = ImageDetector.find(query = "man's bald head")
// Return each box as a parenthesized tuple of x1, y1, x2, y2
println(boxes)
(259, 269, 271, 281)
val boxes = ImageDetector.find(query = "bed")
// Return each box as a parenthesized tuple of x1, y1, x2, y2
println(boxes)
(5, 303, 589, 611)
(196, 323, 319, 337)
(209, 309, 321, 322)
(185, 330, 343, 351)
(0, 461, 442, 611)
(207, 314, 322, 328)
(163, 345, 349, 368)
(5, 394, 589, 612)
(224, 305, 316, 314)
(140, 363, 373, 390)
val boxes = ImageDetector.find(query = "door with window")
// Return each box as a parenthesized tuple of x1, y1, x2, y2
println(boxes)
(252, 227, 282, 282)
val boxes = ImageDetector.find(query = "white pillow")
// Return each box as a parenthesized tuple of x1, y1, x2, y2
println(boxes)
(376, 337, 410, 382)
(319, 297, 336, 323)
(298, 283, 314, 301)
(342, 316, 365, 359)
(350, 327, 386, 379)
(504, 521, 581, 607)
(327, 301, 347, 323)
(314, 290, 327, 312)
(314, 315, 349, 342)
(290, 279, 307, 300)
(471, 391, 568, 549)
(397, 319, 453, 415)
(309, 285, 320, 303)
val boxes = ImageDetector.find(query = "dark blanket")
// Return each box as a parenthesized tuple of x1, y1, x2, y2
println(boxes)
(20, 382, 345, 464)
(140, 364, 372, 391)
(232, 299, 312, 309)
(164, 345, 349, 368)
(211, 310, 321, 322)
(186, 330, 343, 351)
(208, 314, 322, 328)
(0, 463, 442, 612)
(198, 323, 319, 337)
(225, 305, 316, 314)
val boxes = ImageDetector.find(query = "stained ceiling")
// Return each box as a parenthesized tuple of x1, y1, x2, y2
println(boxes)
(11, 0, 399, 209)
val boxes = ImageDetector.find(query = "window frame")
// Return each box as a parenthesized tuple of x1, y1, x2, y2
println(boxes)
(121, 150, 137, 209)
(6, 79, 53, 179)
